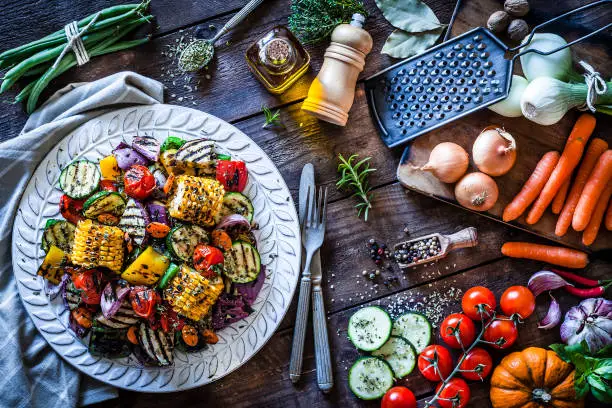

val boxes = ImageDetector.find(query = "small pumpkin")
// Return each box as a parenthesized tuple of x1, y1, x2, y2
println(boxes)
(490, 347, 584, 408)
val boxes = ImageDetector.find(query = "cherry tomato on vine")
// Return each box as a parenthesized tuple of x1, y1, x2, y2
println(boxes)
(216, 160, 248, 192)
(72, 269, 104, 305)
(459, 347, 493, 381)
(500, 286, 536, 319)
(462, 286, 496, 320)
(129, 286, 160, 318)
(440, 313, 476, 349)
(381, 386, 417, 408)
(417, 345, 453, 381)
(59, 194, 84, 225)
(123, 165, 156, 200)
(483, 315, 518, 349)
(435, 378, 471, 408)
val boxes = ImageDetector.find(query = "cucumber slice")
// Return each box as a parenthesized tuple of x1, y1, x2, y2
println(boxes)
(83, 191, 127, 218)
(224, 241, 261, 283)
(214, 192, 254, 224)
(165, 224, 210, 261)
(348, 357, 394, 400)
(392, 312, 432, 353)
(372, 335, 416, 378)
(59, 160, 100, 199)
(348, 306, 392, 351)
(41, 219, 75, 253)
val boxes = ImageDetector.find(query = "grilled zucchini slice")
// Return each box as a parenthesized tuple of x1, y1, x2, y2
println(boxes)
(59, 160, 100, 199)
(41, 219, 75, 253)
(83, 191, 126, 218)
(214, 192, 254, 223)
(224, 241, 261, 283)
(166, 224, 210, 261)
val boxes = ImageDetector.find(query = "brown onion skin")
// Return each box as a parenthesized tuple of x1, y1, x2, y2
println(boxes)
(473, 127, 517, 176)
(455, 172, 499, 211)
(420, 142, 469, 183)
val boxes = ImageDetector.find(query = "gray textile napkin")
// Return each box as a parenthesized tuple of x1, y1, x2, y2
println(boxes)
(0, 71, 164, 408)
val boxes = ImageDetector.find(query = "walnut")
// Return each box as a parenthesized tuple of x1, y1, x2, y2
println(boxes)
(507, 19, 529, 42)
(487, 10, 511, 33)
(504, 0, 530, 17)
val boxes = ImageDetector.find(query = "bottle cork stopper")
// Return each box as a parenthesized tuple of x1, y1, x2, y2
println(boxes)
(265, 38, 291, 65)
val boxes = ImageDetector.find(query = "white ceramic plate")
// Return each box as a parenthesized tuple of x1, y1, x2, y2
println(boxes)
(12, 104, 301, 392)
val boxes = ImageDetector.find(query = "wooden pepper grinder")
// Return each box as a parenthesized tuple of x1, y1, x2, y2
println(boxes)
(301, 14, 373, 126)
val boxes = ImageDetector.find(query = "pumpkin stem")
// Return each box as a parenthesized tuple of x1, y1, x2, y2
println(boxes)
(532, 388, 552, 403)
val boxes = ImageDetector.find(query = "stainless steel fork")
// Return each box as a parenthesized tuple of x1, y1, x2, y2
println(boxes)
(289, 186, 328, 384)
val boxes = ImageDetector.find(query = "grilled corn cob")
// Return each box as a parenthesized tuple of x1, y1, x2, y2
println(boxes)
(167, 175, 225, 226)
(164, 264, 224, 321)
(71, 219, 124, 273)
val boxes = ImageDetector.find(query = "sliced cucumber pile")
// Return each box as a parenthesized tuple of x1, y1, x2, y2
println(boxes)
(214, 192, 254, 223)
(372, 335, 416, 378)
(166, 224, 210, 261)
(391, 312, 432, 353)
(59, 160, 100, 199)
(83, 191, 126, 218)
(224, 241, 261, 283)
(348, 357, 394, 400)
(348, 306, 392, 351)
(41, 219, 75, 253)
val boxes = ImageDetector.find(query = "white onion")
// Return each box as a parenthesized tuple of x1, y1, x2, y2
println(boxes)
(488, 75, 528, 118)
(472, 127, 517, 176)
(454, 172, 499, 211)
(415, 142, 469, 183)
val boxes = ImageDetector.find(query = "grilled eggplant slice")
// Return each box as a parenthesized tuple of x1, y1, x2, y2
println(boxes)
(94, 304, 139, 329)
(119, 198, 148, 246)
(41, 219, 75, 253)
(89, 325, 131, 358)
(138, 322, 174, 366)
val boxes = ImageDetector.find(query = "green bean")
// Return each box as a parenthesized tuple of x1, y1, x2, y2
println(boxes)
(1, 15, 152, 93)
(21, 65, 50, 78)
(14, 81, 36, 104)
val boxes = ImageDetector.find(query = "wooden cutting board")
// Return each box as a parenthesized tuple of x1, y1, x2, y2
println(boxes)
(397, 0, 612, 252)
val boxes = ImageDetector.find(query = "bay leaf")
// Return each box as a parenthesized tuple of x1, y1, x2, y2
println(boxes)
(375, 0, 445, 33)
(381, 28, 444, 59)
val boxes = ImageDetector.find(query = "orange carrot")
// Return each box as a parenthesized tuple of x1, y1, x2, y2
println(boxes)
(606, 200, 612, 231)
(211, 229, 232, 251)
(582, 183, 612, 246)
(573, 150, 612, 231)
(555, 138, 609, 236)
(127, 326, 139, 345)
(501, 242, 589, 269)
(502, 151, 560, 222)
(526, 114, 596, 225)
(551, 178, 570, 214)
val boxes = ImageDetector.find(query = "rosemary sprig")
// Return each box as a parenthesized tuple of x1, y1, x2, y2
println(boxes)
(336, 153, 376, 221)
(261, 105, 281, 128)
(288, 0, 368, 45)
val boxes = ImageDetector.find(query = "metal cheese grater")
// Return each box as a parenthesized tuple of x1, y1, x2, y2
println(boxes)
(365, 0, 611, 148)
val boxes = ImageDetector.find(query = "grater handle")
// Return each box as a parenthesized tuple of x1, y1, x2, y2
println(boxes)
(510, 0, 611, 59)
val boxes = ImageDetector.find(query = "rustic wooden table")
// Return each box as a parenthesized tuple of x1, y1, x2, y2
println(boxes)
(1, 0, 610, 407)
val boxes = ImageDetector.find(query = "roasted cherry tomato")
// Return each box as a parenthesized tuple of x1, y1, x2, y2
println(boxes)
(435, 378, 471, 408)
(59, 194, 84, 225)
(123, 165, 156, 200)
(418, 345, 453, 381)
(483, 315, 518, 349)
(160, 307, 185, 333)
(193, 244, 224, 278)
(500, 286, 536, 319)
(129, 286, 161, 318)
(216, 160, 248, 192)
(440, 313, 476, 349)
(72, 269, 104, 305)
(381, 386, 417, 408)
(462, 286, 496, 321)
(98, 180, 118, 192)
(459, 347, 493, 381)
(181, 325, 199, 347)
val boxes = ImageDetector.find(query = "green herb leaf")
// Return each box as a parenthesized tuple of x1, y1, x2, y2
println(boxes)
(336, 154, 376, 221)
(375, 0, 444, 32)
(574, 373, 590, 400)
(594, 359, 612, 379)
(550, 344, 570, 362)
(590, 380, 612, 404)
(262, 105, 281, 128)
(381, 28, 444, 58)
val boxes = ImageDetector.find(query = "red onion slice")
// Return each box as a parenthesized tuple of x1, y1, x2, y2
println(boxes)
(132, 136, 161, 162)
(113, 147, 148, 170)
(216, 214, 251, 230)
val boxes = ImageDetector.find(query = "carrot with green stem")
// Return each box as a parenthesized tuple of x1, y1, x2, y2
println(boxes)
(501, 242, 589, 269)
(573, 150, 612, 231)
(502, 151, 559, 222)
(582, 183, 612, 246)
(526, 114, 596, 224)
(555, 138, 609, 236)
(551, 178, 570, 214)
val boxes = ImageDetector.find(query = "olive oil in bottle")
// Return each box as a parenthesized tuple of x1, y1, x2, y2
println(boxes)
(245, 26, 310, 94)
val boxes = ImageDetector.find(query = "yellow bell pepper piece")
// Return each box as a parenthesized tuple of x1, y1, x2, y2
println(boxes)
(99, 155, 121, 181)
(37, 245, 69, 285)
(121, 246, 170, 286)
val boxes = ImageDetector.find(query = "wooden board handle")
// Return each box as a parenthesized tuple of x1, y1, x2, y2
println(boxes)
(446, 227, 478, 251)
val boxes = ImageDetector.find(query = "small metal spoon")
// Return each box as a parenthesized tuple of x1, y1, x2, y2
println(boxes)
(179, 0, 264, 72)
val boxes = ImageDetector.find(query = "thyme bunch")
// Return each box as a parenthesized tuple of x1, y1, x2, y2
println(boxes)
(336, 154, 376, 221)
(288, 0, 368, 45)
